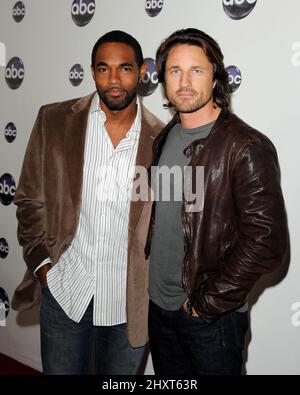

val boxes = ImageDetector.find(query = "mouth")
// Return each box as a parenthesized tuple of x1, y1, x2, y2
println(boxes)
(177, 90, 195, 98)
(106, 88, 126, 98)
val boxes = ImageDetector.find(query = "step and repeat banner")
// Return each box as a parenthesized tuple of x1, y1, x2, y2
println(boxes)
(0, 0, 300, 374)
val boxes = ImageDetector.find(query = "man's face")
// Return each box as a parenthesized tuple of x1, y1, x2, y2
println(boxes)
(91, 42, 145, 111)
(164, 44, 216, 113)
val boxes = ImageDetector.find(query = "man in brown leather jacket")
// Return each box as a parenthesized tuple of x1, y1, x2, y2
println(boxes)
(147, 28, 288, 375)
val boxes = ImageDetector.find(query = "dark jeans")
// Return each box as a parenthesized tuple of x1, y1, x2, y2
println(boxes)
(40, 286, 145, 375)
(148, 300, 248, 375)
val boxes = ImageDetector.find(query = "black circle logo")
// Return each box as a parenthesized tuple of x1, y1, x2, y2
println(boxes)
(12, 1, 26, 23)
(145, 0, 164, 17)
(69, 64, 84, 86)
(71, 0, 95, 27)
(138, 58, 159, 97)
(4, 122, 17, 143)
(226, 65, 242, 93)
(5, 57, 25, 90)
(0, 288, 10, 321)
(223, 0, 257, 20)
(0, 238, 9, 259)
(0, 174, 16, 206)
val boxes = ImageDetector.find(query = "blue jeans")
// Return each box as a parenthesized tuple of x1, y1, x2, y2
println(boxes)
(40, 286, 145, 375)
(148, 300, 248, 375)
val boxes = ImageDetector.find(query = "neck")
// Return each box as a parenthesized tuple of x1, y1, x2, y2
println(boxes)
(100, 97, 137, 125)
(179, 102, 221, 129)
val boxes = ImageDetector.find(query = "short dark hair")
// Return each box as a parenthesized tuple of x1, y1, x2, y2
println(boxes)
(91, 30, 144, 68)
(156, 28, 230, 109)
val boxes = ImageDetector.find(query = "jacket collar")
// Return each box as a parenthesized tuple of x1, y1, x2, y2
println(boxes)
(151, 107, 229, 162)
(70, 92, 95, 113)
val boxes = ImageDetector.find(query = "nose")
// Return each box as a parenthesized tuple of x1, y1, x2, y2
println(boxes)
(109, 68, 121, 85)
(180, 71, 191, 88)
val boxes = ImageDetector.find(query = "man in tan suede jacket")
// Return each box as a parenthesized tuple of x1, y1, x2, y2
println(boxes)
(12, 30, 164, 375)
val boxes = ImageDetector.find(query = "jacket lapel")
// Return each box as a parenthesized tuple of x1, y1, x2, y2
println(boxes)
(128, 104, 160, 249)
(65, 93, 95, 217)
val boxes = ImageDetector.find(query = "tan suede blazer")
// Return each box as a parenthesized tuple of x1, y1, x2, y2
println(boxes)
(12, 92, 164, 347)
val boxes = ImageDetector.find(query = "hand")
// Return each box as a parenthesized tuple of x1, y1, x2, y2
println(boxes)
(182, 299, 199, 318)
(36, 264, 51, 288)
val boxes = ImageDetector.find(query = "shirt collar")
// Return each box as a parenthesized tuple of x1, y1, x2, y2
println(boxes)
(89, 92, 102, 115)
(89, 92, 142, 139)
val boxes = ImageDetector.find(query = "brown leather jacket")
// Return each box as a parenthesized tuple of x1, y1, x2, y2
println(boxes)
(146, 108, 289, 321)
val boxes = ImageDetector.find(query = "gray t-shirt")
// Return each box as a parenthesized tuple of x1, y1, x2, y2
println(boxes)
(149, 121, 214, 311)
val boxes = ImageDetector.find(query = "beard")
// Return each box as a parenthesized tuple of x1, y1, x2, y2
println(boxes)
(167, 89, 213, 113)
(97, 87, 137, 111)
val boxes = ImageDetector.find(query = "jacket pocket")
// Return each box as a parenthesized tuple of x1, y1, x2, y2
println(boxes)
(219, 223, 239, 260)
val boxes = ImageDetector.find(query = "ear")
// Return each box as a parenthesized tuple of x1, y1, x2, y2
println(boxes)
(139, 63, 147, 82)
(213, 80, 217, 89)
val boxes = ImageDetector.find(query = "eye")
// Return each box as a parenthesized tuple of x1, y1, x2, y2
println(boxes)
(97, 67, 108, 73)
(192, 68, 202, 75)
(170, 68, 181, 75)
(121, 66, 132, 72)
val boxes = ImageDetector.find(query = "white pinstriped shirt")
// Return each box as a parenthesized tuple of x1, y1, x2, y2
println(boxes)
(46, 93, 142, 325)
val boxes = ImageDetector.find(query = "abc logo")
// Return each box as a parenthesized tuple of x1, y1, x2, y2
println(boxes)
(226, 65, 242, 93)
(4, 122, 17, 143)
(0, 174, 16, 206)
(0, 238, 9, 259)
(145, 0, 164, 17)
(223, 0, 257, 20)
(12, 1, 25, 22)
(69, 64, 84, 86)
(71, 0, 95, 27)
(5, 57, 25, 90)
(0, 288, 10, 319)
(138, 58, 158, 97)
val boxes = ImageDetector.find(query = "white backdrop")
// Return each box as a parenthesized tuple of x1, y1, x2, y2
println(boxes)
(0, 0, 300, 375)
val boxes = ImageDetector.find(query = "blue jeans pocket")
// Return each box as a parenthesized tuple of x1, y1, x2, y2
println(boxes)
(179, 305, 209, 325)
(41, 284, 48, 291)
(220, 311, 249, 348)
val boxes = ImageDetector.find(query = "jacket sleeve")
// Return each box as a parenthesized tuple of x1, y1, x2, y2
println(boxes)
(14, 106, 50, 274)
(191, 138, 289, 321)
